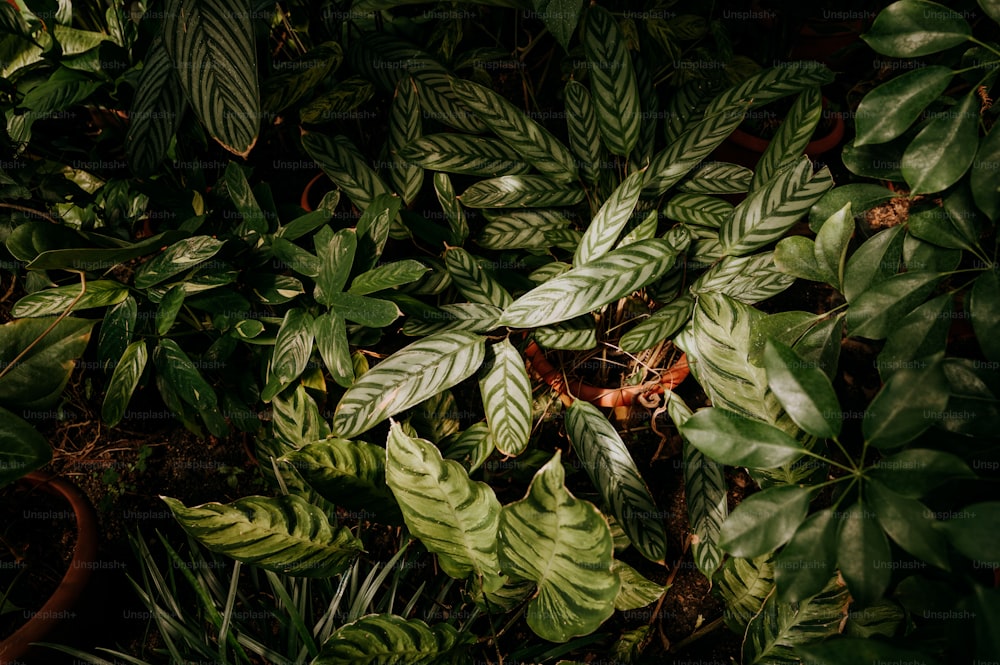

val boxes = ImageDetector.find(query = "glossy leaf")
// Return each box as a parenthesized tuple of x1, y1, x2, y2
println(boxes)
(714, 555, 775, 632)
(692, 252, 796, 304)
(134, 236, 225, 289)
(902, 91, 978, 194)
(314, 311, 353, 389)
(302, 133, 392, 213)
(0, 407, 51, 488)
(864, 357, 949, 448)
(773, 237, 827, 283)
(11, 279, 127, 318)
(876, 293, 952, 379)
(868, 480, 949, 569)
(101, 340, 148, 428)
(314, 227, 357, 307)
(936, 502, 1000, 565)
(813, 203, 854, 291)
(314, 614, 473, 665)
(126, 36, 185, 175)
(459, 175, 583, 208)
(969, 271, 1000, 362)
(677, 161, 752, 194)
(97, 296, 136, 373)
(583, 5, 641, 156)
(564, 79, 601, 182)
(479, 339, 532, 456)
(325, 293, 400, 328)
(809, 184, 895, 232)
(843, 225, 905, 302)
(774, 509, 838, 603)
(400, 134, 531, 176)
(972, 121, 1000, 221)
(0, 316, 95, 409)
(855, 66, 953, 145)
(847, 271, 942, 339)
(867, 448, 974, 498)
(262, 309, 315, 402)
(837, 502, 891, 606)
(862, 0, 972, 57)
(575, 170, 645, 265)
(764, 339, 841, 439)
(155, 285, 185, 336)
(153, 339, 217, 411)
(681, 408, 806, 468)
(349, 260, 428, 296)
(682, 436, 728, 577)
(445, 247, 512, 308)
(719, 485, 812, 558)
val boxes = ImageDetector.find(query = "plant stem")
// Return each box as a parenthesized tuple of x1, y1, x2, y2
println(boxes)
(0, 202, 60, 225)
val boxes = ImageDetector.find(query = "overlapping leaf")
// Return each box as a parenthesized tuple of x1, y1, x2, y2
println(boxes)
(459, 175, 583, 208)
(387, 77, 423, 204)
(479, 340, 532, 456)
(126, 36, 185, 175)
(575, 170, 645, 265)
(564, 79, 601, 182)
(751, 87, 823, 190)
(478, 210, 570, 250)
(582, 5, 641, 156)
(444, 247, 513, 308)
(102, 340, 148, 428)
(400, 134, 532, 176)
(302, 133, 392, 212)
(314, 614, 474, 665)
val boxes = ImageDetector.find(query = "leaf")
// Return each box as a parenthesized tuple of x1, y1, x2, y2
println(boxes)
(223, 161, 267, 235)
(134, 236, 225, 289)
(764, 339, 841, 439)
(936, 502, 1000, 566)
(270, 385, 329, 449)
(564, 80, 601, 182)
(314, 227, 357, 307)
(575, 170, 645, 265)
(846, 271, 943, 339)
(0, 407, 51, 489)
(854, 66, 953, 146)
(497, 239, 679, 328)
(837, 501, 891, 606)
(862, 0, 972, 57)
(682, 438, 728, 577)
(479, 340, 532, 456)
(401, 303, 503, 336)
(262, 309, 315, 402)
(583, 5, 641, 156)
(704, 61, 835, 117)
(401, 134, 532, 177)
(533, 316, 598, 350)
(721, 157, 834, 256)
(155, 285, 185, 336)
(477, 210, 569, 250)
(349, 260, 428, 297)
(664, 193, 733, 228)
(613, 560, 666, 611)
(126, 36, 185, 175)
(444, 247, 513, 308)
(332, 331, 486, 439)
(972, 121, 1000, 221)
(261, 42, 341, 115)
(719, 485, 812, 558)
(98, 296, 136, 373)
(680, 409, 806, 468)
(459, 175, 583, 208)
(313, 614, 474, 665)
(715, 555, 775, 632)
(162, 494, 362, 577)
(902, 91, 978, 194)
(153, 339, 217, 411)
(691, 252, 796, 304)
(450, 78, 578, 183)
(868, 480, 949, 569)
(302, 133, 392, 213)
(864, 357, 949, 448)
(843, 225, 905, 302)
(867, 449, 974, 499)
(969, 270, 1000, 362)
(809, 184, 895, 232)
(356, 194, 401, 270)
(11, 280, 128, 318)
(433, 173, 468, 246)
(774, 510, 838, 603)
(752, 87, 823, 190)
(101, 340, 147, 428)
(442, 421, 495, 473)
(532, 0, 582, 51)
(300, 77, 375, 125)
(325, 293, 400, 328)
(620, 293, 695, 353)
(876, 293, 953, 380)
(0, 316, 94, 409)
(677, 161, 753, 194)
(565, 400, 667, 562)
(813, 203, 854, 291)
(497, 451, 619, 642)
(162, 0, 259, 156)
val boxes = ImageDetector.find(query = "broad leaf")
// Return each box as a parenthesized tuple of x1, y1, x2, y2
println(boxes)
(314, 227, 357, 307)
(864, 356, 950, 448)
(387, 77, 423, 204)
(98, 296, 136, 372)
(564, 79, 601, 182)
(134, 236, 225, 289)
(582, 5, 641, 156)
(799, 637, 943, 665)
(936, 502, 1000, 566)
(314, 614, 474, 665)
(714, 555, 775, 633)
(862, 0, 972, 57)
(682, 438, 728, 577)
(302, 133, 392, 213)
(677, 161, 752, 194)
(613, 560, 666, 611)
(442, 422, 495, 473)
(575, 170, 645, 265)
(102, 340, 147, 428)
(532, 0, 582, 51)
(843, 225, 905, 302)
(0, 316, 94, 409)
(774, 510, 838, 603)
(261, 309, 315, 402)
(478, 210, 569, 250)
(969, 271, 1000, 362)
(867, 449, 974, 498)
(719, 485, 812, 558)
(0, 407, 51, 489)
(680, 409, 805, 468)
(445, 247, 512, 308)
(664, 193, 733, 228)
(837, 502, 891, 606)
(314, 311, 353, 389)
(325, 293, 400, 328)
(12, 280, 128, 317)
(855, 66, 953, 145)
(479, 339, 532, 456)
(349, 260, 428, 296)
(401, 303, 502, 336)
(869, 480, 949, 569)
(764, 339, 841, 439)
(972, 121, 1000, 221)
(691, 252, 796, 304)
(620, 293, 695, 353)
(876, 293, 953, 379)
(813, 203, 854, 291)
(901, 91, 978, 194)
(400, 134, 531, 176)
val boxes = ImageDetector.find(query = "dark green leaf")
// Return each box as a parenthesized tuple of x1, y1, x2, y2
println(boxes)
(846, 272, 943, 339)
(799, 636, 942, 665)
(459, 176, 583, 208)
(102, 340, 147, 428)
(314, 614, 473, 665)
(751, 87, 823, 190)
(837, 502, 891, 606)
(583, 5, 641, 156)
(261, 309, 314, 402)
(855, 66, 953, 145)
(400, 134, 532, 177)
(876, 293, 952, 379)
(969, 271, 1000, 362)
(719, 485, 812, 558)
(775, 509, 838, 603)
(532, 0, 582, 51)
(902, 92, 979, 194)
(972, 121, 1000, 221)
(575, 170, 645, 264)
(868, 480, 949, 569)
(868, 448, 974, 498)
(864, 356, 949, 448)
(314, 227, 357, 307)
(12, 280, 129, 318)
(0, 408, 50, 489)
(863, 0, 972, 57)
(843, 225, 905, 302)
(809, 184, 895, 233)
(326, 292, 400, 328)
(154, 339, 217, 411)
(814, 203, 854, 291)
(936, 502, 1000, 566)
(774, 236, 827, 282)
(134, 236, 225, 289)
(126, 36, 185, 175)
(764, 339, 841, 439)
(97, 296, 136, 373)
(680, 408, 806, 468)
(155, 285, 185, 336)
(714, 555, 775, 633)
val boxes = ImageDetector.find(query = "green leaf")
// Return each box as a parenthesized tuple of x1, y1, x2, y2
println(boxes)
(97, 296, 136, 373)
(677, 161, 753, 195)
(478, 210, 570, 250)
(101, 340, 147, 428)
(479, 339, 532, 456)
(262, 309, 315, 402)
(721, 157, 834, 256)
(401, 303, 502, 336)
(843, 225, 905, 302)
(532, 0, 582, 51)
(847, 272, 943, 340)
(838, 502, 892, 606)
(862, 0, 972, 57)
(715, 555, 775, 633)
(433, 173, 468, 246)
(386, 422, 502, 589)
(855, 66, 953, 146)
(12, 280, 128, 318)
(799, 637, 943, 665)
(349, 260, 428, 296)
(162, 494, 362, 577)
(868, 480, 949, 569)
(126, 36, 185, 175)
(876, 293, 953, 379)
(764, 339, 841, 439)
(575, 170, 645, 265)
(680, 409, 806, 468)
(704, 62, 834, 116)
(664, 193, 733, 228)
(565, 400, 667, 562)
(809, 184, 895, 233)
(936, 502, 1000, 566)
(719, 485, 812, 558)
(0, 407, 51, 489)
(902, 91, 979, 194)
(356, 194, 401, 271)
(752, 87, 823, 190)
(532, 315, 598, 350)
(497, 451, 619, 642)
(333, 331, 486, 439)
(309, 311, 352, 388)
(300, 77, 375, 125)
(261, 43, 341, 115)
(972, 121, 1000, 221)
(682, 438, 728, 576)
(0, 317, 94, 409)
(775, 510, 838, 603)
(691, 252, 796, 304)
(313, 614, 474, 665)
(400, 134, 532, 177)
(270, 385, 330, 449)
(774, 237, 827, 283)
(153, 339, 217, 411)
(459, 175, 583, 208)
(162, 0, 259, 157)
(314, 227, 357, 307)
(444, 247, 513, 308)
(325, 293, 400, 328)
(155, 285, 185, 336)
(564, 80, 601, 182)
(613, 560, 666, 611)
(969, 270, 1000, 362)
(134, 236, 225, 289)
(498, 239, 679, 328)
(302, 133, 392, 213)
(864, 357, 949, 448)
(223, 162, 267, 235)
(868, 449, 974, 498)
(620, 293, 695, 353)
(442, 421, 495, 473)
(813, 203, 854, 291)
(583, 5, 641, 156)
(450, 78, 578, 183)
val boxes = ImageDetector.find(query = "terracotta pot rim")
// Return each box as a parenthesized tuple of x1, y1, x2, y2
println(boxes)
(0, 471, 99, 663)
(300, 172, 327, 212)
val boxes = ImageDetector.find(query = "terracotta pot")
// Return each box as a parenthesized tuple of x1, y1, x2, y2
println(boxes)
(0, 471, 99, 664)
(300, 172, 332, 212)
(524, 340, 689, 408)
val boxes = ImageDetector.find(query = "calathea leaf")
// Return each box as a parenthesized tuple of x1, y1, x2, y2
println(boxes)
(261, 309, 315, 402)
(154, 339, 217, 411)
(575, 169, 646, 265)
(703, 61, 834, 116)
(313, 614, 474, 665)
(478, 210, 570, 250)
(400, 134, 532, 176)
(458, 175, 583, 208)
(664, 193, 734, 228)
(134, 236, 225, 289)
(444, 247, 513, 308)
(102, 339, 148, 428)
(479, 339, 532, 456)
(387, 77, 423, 204)
(582, 5, 641, 156)
(302, 133, 392, 213)
(691, 252, 796, 304)
(126, 36, 185, 175)
(677, 161, 753, 194)
(613, 560, 667, 611)
(751, 86, 823, 190)
(714, 555, 775, 633)
(564, 79, 601, 183)
(619, 293, 695, 353)
(433, 173, 469, 246)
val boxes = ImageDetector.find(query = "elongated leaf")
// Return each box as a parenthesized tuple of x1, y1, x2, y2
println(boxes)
(155, 285, 185, 335)
(386, 423, 502, 590)
(451, 78, 578, 183)
(445, 247, 512, 308)
(613, 560, 667, 611)
(752, 87, 823, 190)
(764, 339, 841, 439)
(314, 614, 474, 665)
(876, 293, 952, 380)
(314, 227, 357, 307)
(400, 134, 532, 176)
(162, 0, 259, 156)
(868, 480, 949, 569)
(682, 436, 728, 576)
(715, 555, 775, 632)
(98, 295, 136, 372)
(774, 237, 828, 283)
(134, 236, 225, 289)
(969, 270, 1000, 362)
(326, 293, 400, 328)
(774, 510, 838, 603)
(154, 338, 217, 411)
(271, 384, 329, 449)
(223, 161, 267, 235)
(262, 43, 341, 115)
(262, 309, 315, 402)
(387, 77, 423, 204)
(719, 485, 812, 558)
(813, 203, 854, 292)
(846, 271, 942, 339)
(533, 316, 598, 350)
(102, 340, 148, 428)
(565, 400, 667, 561)
(843, 225, 905, 302)
(478, 210, 570, 250)
(433, 173, 468, 246)
(704, 62, 834, 117)
(838, 502, 891, 606)
(665, 193, 733, 228)
(0, 408, 50, 489)
(681, 408, 805, 468)
(349, 260, 428, 296)
(575, 170, 645, 264)
(498, 451, 619, 642)
(0, 317, 95, 409)
(902, 91, 978, 194)
(691, 252, 796, 304)
(565, 79, 601, 182)
(162, 494, 362, 577)
(868, 449, 974, 499)
(442, 421, 495, 473)
(332, 331, 486, 438)
(127, 36, 185, 175)
(855, 66, 953, 146)
(863, 0, 972, 56)
(401, 303, 502, 336)
(863, 357, 950, 448)
(479, 339, 532, 456)
(936, 502, 1000, 566)
(583, 5, 641, 155)
(459, 175, 583, 208)
(620, 293, 695, 353)
(314, 311, 353, 389)
(302, 133, 392, 212)
(12, 280, 128, 318)
(498, 239, 679, 328)
(677, 161, 753, 194)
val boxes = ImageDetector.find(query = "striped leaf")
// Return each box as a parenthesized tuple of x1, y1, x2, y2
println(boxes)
(663, 79, 718, 144)
(583, 6, 641, 156)
(126, 36, 185, 175)
(386, 422, 503, 590)
(703, 62, 834, 117)
(478, 210, 570, 250)
(314, 614, 474, 665)
(271, 384, 330, 449)
(356, 194, 402, 270)
(98, 296, 137, 373)
(613, 560, 667, 611)
(742, 576, 850, 665)
(332, 331, 486, 438)
(498, 239, 679, 329)
(529, 261, 573, 284)
(12, 280, 128, 318)
(410, 390, 460, 444)
(401, 303, 502, 336)
(498, 451, 620, 642)
(682, 433, 728, 577)
(692, 252, 797, 304)
(162, 0, 259, 157)
(314, 227, 357, 306)
(677, 161, 753, 194)
(575, 170, 646, 265)
(630, 54, 658, 168)
(618, 208, 659, 248)
(433, 173, 468, 246)
(283, 438, 402, 524)
(533, 315, 598, 350)
(619, 293, 695, 353)
(302, 133, 392, 213)
(644, 103, 750, 196)
(153, 339, 217, 411)
(565, 80, 601, 182)
(134, 236, 226, 290)
(479, 339, 532, 456)
(101, 339, 147, 428)
(349, 260, 428, 296)
(721, 158, 834, 256)
(300, 77, 375, 125)
(262, 309, 315, 402)
(388, 77, 423, 204)
(162, 494, 362, 577)
(751, 87, 823, 190)
(565, 400, 668, 561)
(262, 43, 342, 115)
(401, 134, 532, 176)
(450, 78, 578, 183)
(664, 193, 734, 228)
(545, 227, 585, 251)
(314, 311, 353, 389)
(325, 292, 401, 328)
(459, 175, 583, 208)
(442, 421, 495, 473)
(444, 247, 513, 308)
(715, 555, 775, 633)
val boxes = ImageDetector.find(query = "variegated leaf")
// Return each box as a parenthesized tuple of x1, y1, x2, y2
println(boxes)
(302, 133, 392, 213)
(583, 5, 641, 156)
(459, 175, 583, 208)
(677, 161, 753, 194)
(479, 339, 532, 456)
(613, 560, 667, 611)
(432, 173, 469, 246)
(478, 210, 570, 250)
(262, 309, 315, 402)
(444, 247, 513, 308)
(388, 77, 423, 204)
(619, 293, 695, 353)
(401, 303, 503, 336)
(683, 438, 728, 577)
(533, 315, 598, 350)
(314, 614, 474, 665)
(703, 62, 835, 117)
(528, 261, 573, 284)
(332, 331, 487, 438)
(451, 78, 578, 183)
(126, 36, 185, 175)
(575, 170, 646, 265)
(692, 252, 796, 304)
(751, 87, 823, 190)
(664, 193, 734, 228)
(314, 310, 354, 389)
(545, 227, 585, 251)
(498, 239, 679, 329)
(442, 421, 495, 473)
(714, 555, 775, 633)
(721, 157, 834, 256)
(12, 280, 129, 318)
(565, 79, 601, 182)
(630, 53, 658, 168)
(401, 134, 532, 176)
(102, 339, 148, 428)
(663, 79, 717, 144)
(565, 400, 668, 561)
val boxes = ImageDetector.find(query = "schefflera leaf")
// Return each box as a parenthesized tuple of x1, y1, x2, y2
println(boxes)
(498, 451, 620, 642)
(314, 614, 474, 665)
(161, 494, 362, 577)
(385, 422, 503, 592)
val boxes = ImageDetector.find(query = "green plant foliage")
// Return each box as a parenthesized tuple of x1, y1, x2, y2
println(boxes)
(612, 560, 666, 611)
(0, 316, 95, 408)
(574, 170, 645, 265)
(0, 406, 51, 489)
(314, 614, 475, 665)
(582, 5, 641, 156)
(479, 339, 532, 456)
(102, 340, 148, 428)
(715, 555, 775, 633)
